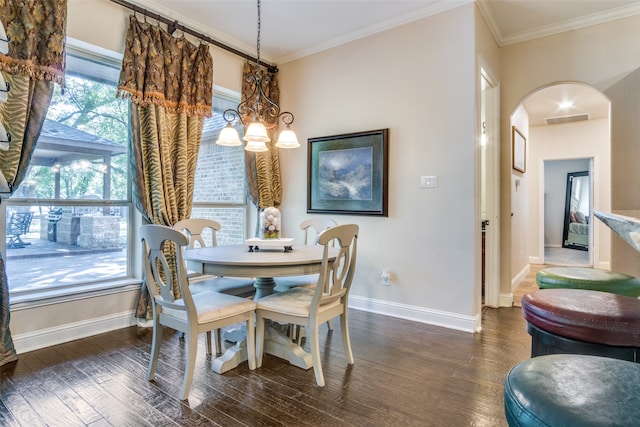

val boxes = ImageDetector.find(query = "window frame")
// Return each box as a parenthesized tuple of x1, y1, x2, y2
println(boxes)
(5, 38, 138, 305)
(5, 43, 252, 306)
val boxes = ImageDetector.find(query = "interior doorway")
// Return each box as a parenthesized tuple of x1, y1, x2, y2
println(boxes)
(543, 158, 592, 267)
(481, 69, 500, 307)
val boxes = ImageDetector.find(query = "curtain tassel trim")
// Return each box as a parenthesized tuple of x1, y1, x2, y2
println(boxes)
(117, 89, 212, 118)
(0, 57, 64, 87)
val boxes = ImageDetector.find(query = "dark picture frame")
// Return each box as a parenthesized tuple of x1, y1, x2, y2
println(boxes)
(307, 128, 389, 216)
(512, 126, 526, 173)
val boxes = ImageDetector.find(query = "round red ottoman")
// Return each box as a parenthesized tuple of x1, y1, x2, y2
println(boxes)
(521, 288, 640, 361)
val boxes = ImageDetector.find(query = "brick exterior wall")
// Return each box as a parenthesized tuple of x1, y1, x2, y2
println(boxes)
(192, 137, 247, 244)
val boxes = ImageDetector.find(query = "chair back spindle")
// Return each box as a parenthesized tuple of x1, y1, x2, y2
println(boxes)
(314, 224, 358, 307)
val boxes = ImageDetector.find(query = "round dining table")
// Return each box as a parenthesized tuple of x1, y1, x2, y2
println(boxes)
(183, 243, 337, 373)
(184, 243, 335, 299)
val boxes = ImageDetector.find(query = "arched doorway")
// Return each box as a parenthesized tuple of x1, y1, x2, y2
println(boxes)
(509, 82, 611, 295)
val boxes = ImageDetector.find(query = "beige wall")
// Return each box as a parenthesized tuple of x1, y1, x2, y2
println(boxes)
(500, 14, 640, 286)
(278, 3, 488, 330)
(510, 106, 529, 287)
(607, 68, 640, 275)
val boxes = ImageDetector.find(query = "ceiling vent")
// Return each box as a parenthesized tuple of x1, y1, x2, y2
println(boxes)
(544, 113, 590, 125)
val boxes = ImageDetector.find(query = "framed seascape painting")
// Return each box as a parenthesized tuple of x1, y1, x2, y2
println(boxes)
(307, 128, 389, 216)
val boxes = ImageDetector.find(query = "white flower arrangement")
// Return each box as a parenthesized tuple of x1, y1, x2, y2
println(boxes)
(260, 206, 281, 239)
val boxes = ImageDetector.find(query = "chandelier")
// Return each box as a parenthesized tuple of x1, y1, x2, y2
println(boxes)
(216, 0, 299, 152)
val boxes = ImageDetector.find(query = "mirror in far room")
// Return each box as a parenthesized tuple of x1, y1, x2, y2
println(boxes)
(562, 171, 590, 251)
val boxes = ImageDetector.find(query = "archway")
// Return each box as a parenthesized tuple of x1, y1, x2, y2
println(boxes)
(509, 82, 611, 295)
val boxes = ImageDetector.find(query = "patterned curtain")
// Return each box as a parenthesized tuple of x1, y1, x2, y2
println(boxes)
(118, 16, 212, 319)
(243, 62, 282, 211)
(0, 0, 67, 366)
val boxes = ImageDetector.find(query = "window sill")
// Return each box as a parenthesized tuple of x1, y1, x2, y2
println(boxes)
(10, 279, 142, 310)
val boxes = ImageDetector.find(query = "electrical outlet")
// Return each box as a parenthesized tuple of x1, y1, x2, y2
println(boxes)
(381, 269, 391, 286)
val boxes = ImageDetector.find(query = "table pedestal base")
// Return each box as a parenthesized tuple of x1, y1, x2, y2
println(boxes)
(254, 277, 276, 300)
(212, 340, 249, 374)
(264, 326, 312, 369)
(212, 324, 312, 373)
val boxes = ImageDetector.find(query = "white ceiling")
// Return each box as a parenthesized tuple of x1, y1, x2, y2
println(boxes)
(522, 83, 610, 127)
(134, 0, 640, 125)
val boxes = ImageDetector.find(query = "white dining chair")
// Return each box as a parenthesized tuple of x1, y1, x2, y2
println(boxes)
(174, 218, 256, 353)
(274, 217, 337, 338)
(140, 224, 256, 400)
(174, 218, 255, 298)
(273, 217, 337, 292)
(255, 223, 358, 387)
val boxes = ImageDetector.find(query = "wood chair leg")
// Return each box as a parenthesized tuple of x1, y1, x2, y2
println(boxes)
(256, 313, 265, 368)
(205, 331, 212, 356)
(246, 315, 256, 370)
(309, 324, 325, 387)
(341, 313, 354, 364)
(294, 325, 301, 344)
(180, 332, 198, 400)
(147, 322, 162, 381)
(326, 320, 333, 331)
(214, 329, 223, 357)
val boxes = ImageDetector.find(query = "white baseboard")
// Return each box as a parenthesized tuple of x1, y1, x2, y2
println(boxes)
(349, 295, 478, 333)
(13, 299, 483, 354)
(13, 310, 137, 354)
(500, 292, 514, 307)
(511, 264, 531, 291)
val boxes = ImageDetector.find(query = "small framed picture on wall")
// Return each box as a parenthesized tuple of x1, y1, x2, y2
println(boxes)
(512, 126, 526, 173)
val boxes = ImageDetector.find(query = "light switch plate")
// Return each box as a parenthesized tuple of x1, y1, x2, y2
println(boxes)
(420, 175, 438, 188)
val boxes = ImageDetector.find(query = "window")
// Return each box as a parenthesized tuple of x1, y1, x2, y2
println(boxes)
(5, 40, 132, 296)
(191, 92, 248, 244)
(4, 40, 250, 297)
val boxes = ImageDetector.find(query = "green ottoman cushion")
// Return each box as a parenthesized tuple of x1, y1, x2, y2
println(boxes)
(536, 267, 640, 297)
(504, 354, 640, 426)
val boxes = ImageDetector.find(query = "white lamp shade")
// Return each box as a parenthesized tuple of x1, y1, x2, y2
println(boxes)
(244, 138, 269, 152)
(243, 121, 270, 142)
(216, 124, 242, 146)
(275, 128, 300, 149)
(0, 19, 8, 55)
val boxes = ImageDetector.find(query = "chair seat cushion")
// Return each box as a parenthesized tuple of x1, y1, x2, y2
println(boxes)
(521, 289, 640, 346)
(504, 354, 640, 426)
(161, 291, 256, 324)
(256, 287, 339, 317)
(536, 267, 640, 297)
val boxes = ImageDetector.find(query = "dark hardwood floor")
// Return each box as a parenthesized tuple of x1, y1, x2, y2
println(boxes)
(0, 306, 531, 426)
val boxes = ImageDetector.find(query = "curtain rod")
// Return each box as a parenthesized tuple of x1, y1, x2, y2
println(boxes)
(109, 0, 278, 73)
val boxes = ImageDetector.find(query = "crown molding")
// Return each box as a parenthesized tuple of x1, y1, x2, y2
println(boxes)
(275, 0, 472, 64)
(478, 0, 640, 47)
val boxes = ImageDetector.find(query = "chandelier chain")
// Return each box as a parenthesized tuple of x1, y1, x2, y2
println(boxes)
(215, 0, 299, 150)
(256, 0, 261, 67)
